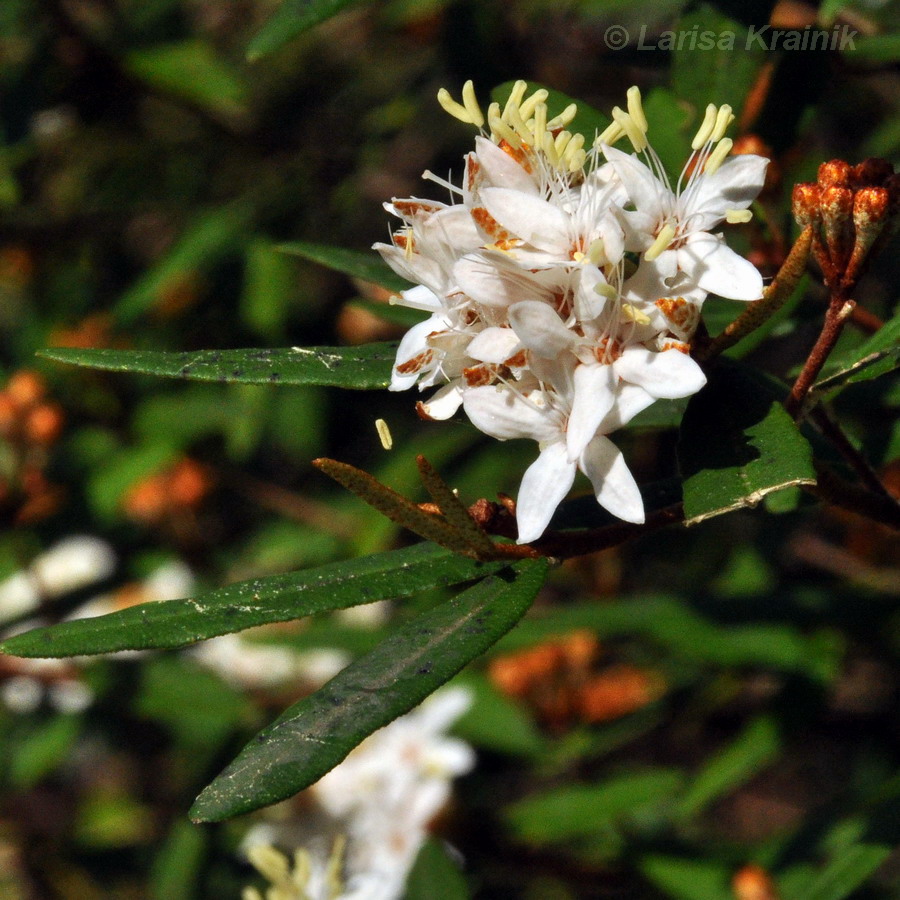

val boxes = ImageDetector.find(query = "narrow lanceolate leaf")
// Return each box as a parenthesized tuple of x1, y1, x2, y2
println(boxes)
(813, 312, 900, 397)
(37, 344, 397, 390)
(315, 458, 497, 558)
(678, 363, 817, 524)
(0, 543, 508, 658)
(246, 0, 369, 60)
(189, 559, 549, 821)
(278, 241, 411, 293)
(416, 456, 496, 559)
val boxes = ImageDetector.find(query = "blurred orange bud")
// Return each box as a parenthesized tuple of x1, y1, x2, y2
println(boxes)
(6, 370, 46, 409)
(732, 864, 780, 900)
(168, 459, 211, 507)
(24, 403, 65, 447)
(577, 664, 663, 724)
(124, 474, 170, 524)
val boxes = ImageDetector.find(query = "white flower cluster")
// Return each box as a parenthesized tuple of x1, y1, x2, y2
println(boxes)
(376, 82, 768, 542)
(242, 687, 474, 900)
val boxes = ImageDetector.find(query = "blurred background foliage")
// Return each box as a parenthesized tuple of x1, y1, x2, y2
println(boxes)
(0, 0, 899, 897)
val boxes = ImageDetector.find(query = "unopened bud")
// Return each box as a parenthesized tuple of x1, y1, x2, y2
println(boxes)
(818, 159, 851, 187)
(24, 403, 64, 446)
(850, 157, 894, 189)
(820, 185, 854, 270)
(791, 183, 820, 228)
(732, 864, 780, 900)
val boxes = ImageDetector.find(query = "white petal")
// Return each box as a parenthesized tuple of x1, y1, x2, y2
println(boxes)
(453, 255, 526, 308)
(375, 243, 447, 297)
(389, 313, 446, 391)
(614, 346, 707, 399)
(579, 434, 645, 524)
(394, 284, 441, 312)
(419, 382, 464, 420)
(677, 233, 763, 301)
(473, 136, 539, 194)
(426, 205, 484, 252)
(602, 144, 668, 224)
(515, 442, 576, 543)
(467, 327, 521, 364)
(463, 385, 561, 443)
(480, 188, 571, 255)
(574, 266, 609, 321)
(566, 363, 617, 461)
(508, 301, 574, 358)
(686, 154, 769, 231)
(596, 384, 656, 431)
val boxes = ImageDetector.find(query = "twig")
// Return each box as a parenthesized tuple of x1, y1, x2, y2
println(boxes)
(785, 298, 856, 417)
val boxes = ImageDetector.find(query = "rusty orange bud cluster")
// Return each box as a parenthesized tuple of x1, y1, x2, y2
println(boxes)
(791, 158, 899, 294)
(123, 458, 212, 525)
(732, 864, 780, 900)
(488, 630, 663, 729)
(0, 370, 67, 524)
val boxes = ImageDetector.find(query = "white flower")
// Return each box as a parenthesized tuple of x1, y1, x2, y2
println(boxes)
(242, 687, 474, 900)
(375, 82, 767, 542)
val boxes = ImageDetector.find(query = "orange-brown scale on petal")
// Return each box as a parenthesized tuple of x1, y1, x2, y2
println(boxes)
(392, 199, 443, 219)
(655, 296, 700, 334)
(498, 139, 532, 173)
(415, 401, 435, 421)
(593, 338, 622, 364)
(466, 155, 481, 193)
(503, 350, 528, 369)
(471, 207, 512, 243)
(660, 339, 691, 354)
(391, 231, 415, 253)
(463, 365, 497, 387)
(395, 349, 434, 375)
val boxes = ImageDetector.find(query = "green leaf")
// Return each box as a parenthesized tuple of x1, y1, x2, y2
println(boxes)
(490, 82, 610, 144)
(38, 343, 397, 390)
(405, 837, 471, 900)
(505, 769, 684, 844)
(114, 201, 255, 324)
(348, 298, 426, 328)
(670, 6, 767, 123)
(678, 363, 817, 524)
(0, 543, 509, 658)
(124, 41, 249, 117)
(246, 0, 368, 60)
(150, 820, 207, 900)
(279, 241, 411, 293)
(639, 855, 732, 900)
(794, 845, 894, 900)
(850, 33, 900, 63)
(189, 559, 549, 821)
(676, 715, 781, 819)
(9, 715, 82, 789)
(813, 311, 900, 396)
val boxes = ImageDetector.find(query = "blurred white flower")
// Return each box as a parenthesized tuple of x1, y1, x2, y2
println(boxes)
(242, 687, 474, 900)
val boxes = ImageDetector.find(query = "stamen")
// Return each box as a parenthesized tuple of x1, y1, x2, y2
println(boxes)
(626, 86, 648, 134)
(547, 102, 577, 129)
(594, 281, 618, 299)
(595, 121, 624, 147)
(541, 131, 560, 166)
(611, 107, 647, 152)
(562, 133, 585, 171)
(488, 113, 522, 148)
(532, 103, 547, 154)
(519, 88, 549, 121)
(710, 104, 734, 142)
(726, 208, 753, 224)
(690, 103, 718, 151)
(502, 80, 528, 122)
(586, 237, 605, 265)
(375, 418, 393, 450)
(461, 80, 485, 128)
(704, 137, 733, 175)
(437, 87, 478, 125)
(505, 102, 532, 143)
(621, 304, 652, 325)
(421, 170, 462, 195)
(554, 130, 572, 155)
(645, 222, 677, 261)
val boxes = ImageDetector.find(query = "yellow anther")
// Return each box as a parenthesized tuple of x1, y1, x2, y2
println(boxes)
(437, 87, 480, 125)
(532, 102, 547, 153)
(704, 137, 733, 175)
(691, 103, 718, 150)
(554, 130, 572, 154)
(505, 102, 532, 143)
(611, 106, 647, 152)
(571, 251, 585, 262)
(403, 226, 414, 260)
(541, 130, 559, 166)
(488, 113, 522, 148)
(461, 80, 484, 128)
(626, 86, 648, 133)
(502, 80, 528, 122)
(586, 237, 605, 265)
(594, 281, 619, 300)
(596, 121, 624, 147)
(621, 303, 652, 325)
(519, 88, 549, 121)
(561, 133, 585, 170)
(711, 104, 734, 142)
(547, 102, 577, 130)
(725, 208, 753, 224)
(645, 222, 677, 261)
(375, 418, 393, 450)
